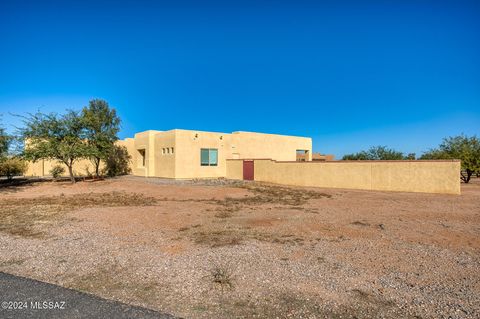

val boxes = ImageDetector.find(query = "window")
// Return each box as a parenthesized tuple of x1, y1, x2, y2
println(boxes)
(162, 147, 173, 155)
(201, 148, 218, 166)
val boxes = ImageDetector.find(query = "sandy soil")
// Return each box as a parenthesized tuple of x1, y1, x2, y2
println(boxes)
(0, 176, 479, 318)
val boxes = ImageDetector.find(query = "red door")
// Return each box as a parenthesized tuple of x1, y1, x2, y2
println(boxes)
(243, 160, 254, 181)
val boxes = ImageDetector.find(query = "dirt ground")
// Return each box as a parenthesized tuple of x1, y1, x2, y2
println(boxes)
(0, 176, 479, 318)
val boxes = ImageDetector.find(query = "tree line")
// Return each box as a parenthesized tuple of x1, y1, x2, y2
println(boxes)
(0, 99, 131, 183)
(342, 136, 480, 183)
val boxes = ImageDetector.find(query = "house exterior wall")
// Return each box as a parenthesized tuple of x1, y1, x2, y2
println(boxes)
(154, 130, 176, 178)
(132, 130, 158, 177)
(24, 129, 313, 179)
(25, 158, 98, 177)
(231, 131, 312, 161)
(226, 159, 461, 194)
(117, 138, 135, 163)
(225, 159, 243, 180)
(173, 129, 231, 179)
(170, 130, 312, 179)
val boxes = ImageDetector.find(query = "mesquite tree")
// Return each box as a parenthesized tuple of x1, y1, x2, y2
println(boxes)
(342, 146, 406, 160)
(21, 111, 90, 183)
(420, 135, 480, 183)
(0, 121, 9, 159)
(81, 99, 120, 177)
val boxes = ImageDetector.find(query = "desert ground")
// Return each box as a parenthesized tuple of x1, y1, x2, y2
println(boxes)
(0, 176, 479, 318)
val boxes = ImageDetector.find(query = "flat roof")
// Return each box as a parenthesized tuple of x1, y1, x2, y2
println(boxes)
(128, 128, 311, 139)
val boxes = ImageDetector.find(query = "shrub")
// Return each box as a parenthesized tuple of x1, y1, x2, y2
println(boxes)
(50, 165, 66, 179)
(104, 145, 131, 177)
(209, 264, 235, 291)
(0, 157, 28, 181)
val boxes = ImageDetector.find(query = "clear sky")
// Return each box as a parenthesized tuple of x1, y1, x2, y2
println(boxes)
(0, 0, 479, 158)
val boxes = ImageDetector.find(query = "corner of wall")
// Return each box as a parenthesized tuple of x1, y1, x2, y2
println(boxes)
(173, 130, 179, 178)
(148, 131, 156, 177)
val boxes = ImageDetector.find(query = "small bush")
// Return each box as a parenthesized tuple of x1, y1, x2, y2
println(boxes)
(50, 165, 66, 179)
(104, 145, 131, 177)
(0, 157, 28, 181)
(209, 264, 235, 291)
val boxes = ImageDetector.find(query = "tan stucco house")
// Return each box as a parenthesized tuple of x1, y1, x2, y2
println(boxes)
(119, 129, 312, 179)
(25, 128, 460, 194)
(26, 129, 312, 179)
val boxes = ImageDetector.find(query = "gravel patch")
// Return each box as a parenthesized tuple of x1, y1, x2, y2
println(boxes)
(120, 175, 248, 187)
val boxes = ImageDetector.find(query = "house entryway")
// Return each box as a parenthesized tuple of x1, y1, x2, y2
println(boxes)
(243, 160, 254, 180)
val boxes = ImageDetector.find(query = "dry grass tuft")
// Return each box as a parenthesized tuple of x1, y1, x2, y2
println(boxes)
(209, 264, 235, 290)
(0, 192, 157, 238)
(221, 185, 331, 207)
(351, 220, 371, 227)
(206, 184, 331, 217)
(251, 232, 306, 245)
(190, 227, 309, 248)
(193, 229, 243, 247)
(214, 211, 233, 219)
(350, 288, 395, 308)
(0, 258, 27, 267)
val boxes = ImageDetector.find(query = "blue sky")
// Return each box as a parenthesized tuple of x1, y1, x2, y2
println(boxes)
(0, 0, 479, 157)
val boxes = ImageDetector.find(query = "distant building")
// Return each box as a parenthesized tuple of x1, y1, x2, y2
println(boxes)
(296, 152, 334, 162)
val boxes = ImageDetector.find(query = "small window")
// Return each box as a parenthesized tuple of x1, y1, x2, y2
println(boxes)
(171, 147, 174, 154)
(166, 148, 170, 154)
(162, 148, 165, 155)
(200, 148, 218, 166)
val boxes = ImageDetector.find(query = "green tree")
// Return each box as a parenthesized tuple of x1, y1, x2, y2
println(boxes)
(342, 146, 405, 160)
(418, 149, 446, 160)
(0, 121, 10, 158)
(420, 135, 480, 183)
(81, 99, 121, 177)
(21, 111, 90, 183)
(0, 119, 28, 182)
(342, 151, 369, 160)
(404, 153, 416, 160)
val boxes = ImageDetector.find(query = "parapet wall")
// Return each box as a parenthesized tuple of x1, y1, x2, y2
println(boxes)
(226, 159, 461, 194)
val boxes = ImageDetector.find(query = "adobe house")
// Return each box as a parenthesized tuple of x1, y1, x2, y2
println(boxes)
(25, 128, 460, 194)
(118, 129, 312, 179)
(25, 129, 311, 178)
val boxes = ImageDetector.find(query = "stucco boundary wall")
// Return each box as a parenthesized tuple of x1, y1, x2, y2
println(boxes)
(226, 159, 461, 194)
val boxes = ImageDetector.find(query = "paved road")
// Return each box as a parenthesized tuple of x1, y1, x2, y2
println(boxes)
(0, 272, 178, 319)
